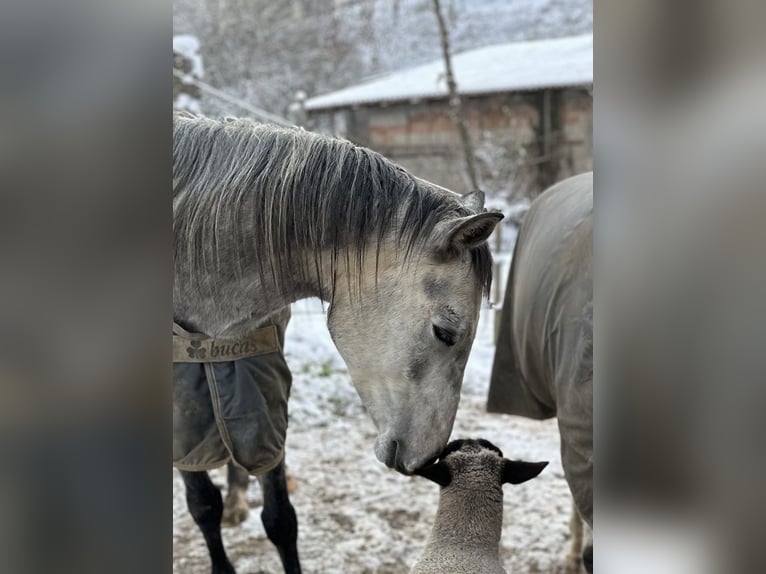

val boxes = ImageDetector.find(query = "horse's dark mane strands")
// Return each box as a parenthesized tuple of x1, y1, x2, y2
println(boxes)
(173, 113, 492, 304)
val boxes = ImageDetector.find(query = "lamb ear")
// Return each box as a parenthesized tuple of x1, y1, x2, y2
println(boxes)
(415, 461, 452, 487)
(502, 460, 548, 485)
(435, 212, 504, 254)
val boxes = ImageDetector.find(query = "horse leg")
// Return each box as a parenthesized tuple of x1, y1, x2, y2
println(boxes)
(258, 459, 301, 574)
(285, 467, 299, 494)
(222, 461, 250, 527)
(181, 470, 236, 574)
(582, 523, 593, 574)
(565, 499, 584, 574)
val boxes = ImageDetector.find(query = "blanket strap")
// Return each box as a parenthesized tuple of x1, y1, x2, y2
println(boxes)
(172, 322, 281, 363)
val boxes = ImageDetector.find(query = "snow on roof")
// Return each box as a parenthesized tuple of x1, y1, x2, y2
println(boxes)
(305, 34, 592, 111)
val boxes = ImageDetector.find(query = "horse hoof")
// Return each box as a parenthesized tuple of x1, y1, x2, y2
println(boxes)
(286, 471, 298, 494)
(222, 488, 249, 527)
(221, 506, 248, 527)
(564, 552, 585, 574)
(564, 557, 584, 574)
(582, 543, 593, 573)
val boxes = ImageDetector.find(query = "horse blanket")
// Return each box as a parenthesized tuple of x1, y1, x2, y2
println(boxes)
(487, 172, 593, 524)
(172, 308, 292, 475)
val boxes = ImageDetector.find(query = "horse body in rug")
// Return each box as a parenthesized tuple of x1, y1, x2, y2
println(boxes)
(487, 172, 593, 572)
(173, 113, 502, 573)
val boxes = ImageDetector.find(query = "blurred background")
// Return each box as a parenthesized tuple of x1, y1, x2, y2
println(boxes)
(173, 0, 592, 211)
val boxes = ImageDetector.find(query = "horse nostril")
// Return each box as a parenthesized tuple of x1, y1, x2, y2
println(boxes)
(385, 439, 399, 469)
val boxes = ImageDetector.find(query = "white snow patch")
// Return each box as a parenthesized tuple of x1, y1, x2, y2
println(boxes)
(174, 93, 201, 114)
(173, 34, 204, 80)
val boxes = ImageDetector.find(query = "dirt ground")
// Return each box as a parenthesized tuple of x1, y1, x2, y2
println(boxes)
(173, 303, 577, 573)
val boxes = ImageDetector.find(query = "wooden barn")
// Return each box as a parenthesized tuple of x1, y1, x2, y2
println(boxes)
(303, 34, 593, 199)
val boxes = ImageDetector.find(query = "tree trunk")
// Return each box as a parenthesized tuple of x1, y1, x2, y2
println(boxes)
(431, 0, 479, 191)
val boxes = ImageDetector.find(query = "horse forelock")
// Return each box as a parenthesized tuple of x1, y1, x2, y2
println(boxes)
(173, 113, 493, 304)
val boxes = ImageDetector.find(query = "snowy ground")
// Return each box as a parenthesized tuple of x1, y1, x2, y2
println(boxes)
(173, 294, 575, 574)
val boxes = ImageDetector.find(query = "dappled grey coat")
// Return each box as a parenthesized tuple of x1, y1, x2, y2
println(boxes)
(487, 172, 593, 524)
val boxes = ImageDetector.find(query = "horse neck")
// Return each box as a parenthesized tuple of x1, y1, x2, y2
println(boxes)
(177, 236, 390, 338)
(175, 164, 419, 336)
(283, 242, 400, 310)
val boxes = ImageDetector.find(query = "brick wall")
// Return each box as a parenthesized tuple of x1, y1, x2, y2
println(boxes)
(309, 87, 592, 198)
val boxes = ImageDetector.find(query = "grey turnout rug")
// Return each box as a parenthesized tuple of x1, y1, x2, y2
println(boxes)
(173, 308, 292, 475)
(487, 172, 593, 524)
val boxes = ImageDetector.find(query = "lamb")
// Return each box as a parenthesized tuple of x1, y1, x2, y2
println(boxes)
(411, 438, 548, 574)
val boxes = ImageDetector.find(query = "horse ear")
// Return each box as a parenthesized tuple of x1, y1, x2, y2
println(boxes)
(502, 460, 548, 485)
(461, 190, 486, 212)
(436, 212, 504, 254)
(416, 461, 452, 487)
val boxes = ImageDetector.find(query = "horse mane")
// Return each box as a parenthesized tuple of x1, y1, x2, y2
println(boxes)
(173, 112, 492, 303)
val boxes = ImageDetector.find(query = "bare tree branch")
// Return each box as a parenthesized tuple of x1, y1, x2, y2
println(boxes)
(431, 0, 479, 191)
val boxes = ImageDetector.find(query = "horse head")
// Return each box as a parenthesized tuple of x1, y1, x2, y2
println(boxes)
(327, 191, 502, 474)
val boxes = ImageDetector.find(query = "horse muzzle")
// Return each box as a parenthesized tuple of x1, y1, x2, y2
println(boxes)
(374, 434, 442, 475)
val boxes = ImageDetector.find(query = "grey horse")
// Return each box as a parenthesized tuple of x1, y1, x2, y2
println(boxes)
(486, 172, 592, 572)
(173, 113, 503, 573)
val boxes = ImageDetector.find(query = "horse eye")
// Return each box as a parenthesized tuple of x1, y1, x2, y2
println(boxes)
(433, 324, 456, 347)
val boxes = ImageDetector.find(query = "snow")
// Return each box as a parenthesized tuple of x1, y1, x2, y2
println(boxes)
(305, 34, 592, 111)
(174, 93, 201, 114)
(173, 287, 576, 572)
(173, 34, 204, 80)
(173, 34, 204, 113)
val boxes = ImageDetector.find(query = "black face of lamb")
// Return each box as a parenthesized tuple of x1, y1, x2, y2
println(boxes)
(415, 438, 548, 488)
(415, 459, 452, 487)
(415, 438, 498, 487)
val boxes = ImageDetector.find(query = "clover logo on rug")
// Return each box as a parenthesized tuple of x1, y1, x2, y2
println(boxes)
(186, 340, 207, 359)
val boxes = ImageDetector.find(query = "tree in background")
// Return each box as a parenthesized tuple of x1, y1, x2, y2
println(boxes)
(431, 0, 479, 192)
(173, 0, 592, 118)
(173, 35, 204, 113)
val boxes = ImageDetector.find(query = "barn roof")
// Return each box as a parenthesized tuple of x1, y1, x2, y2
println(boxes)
(305, 34, 592, 112)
